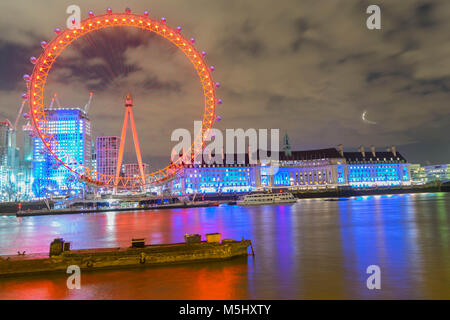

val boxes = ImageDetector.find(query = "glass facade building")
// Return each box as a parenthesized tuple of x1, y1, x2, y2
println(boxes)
(422, 164, 450, 183)
(32, 108, 91, 197)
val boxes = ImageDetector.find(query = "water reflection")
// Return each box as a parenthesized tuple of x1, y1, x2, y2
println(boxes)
(0, 193, 449, 299)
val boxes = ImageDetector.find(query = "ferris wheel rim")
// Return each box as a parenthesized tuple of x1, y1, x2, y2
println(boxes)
(27, 10, 219, 189)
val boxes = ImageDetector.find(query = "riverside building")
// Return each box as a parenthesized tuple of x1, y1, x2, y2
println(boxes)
(170, 143, 411, 195)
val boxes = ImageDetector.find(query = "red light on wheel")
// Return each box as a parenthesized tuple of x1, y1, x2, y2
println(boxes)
(27, 11, 219, 189)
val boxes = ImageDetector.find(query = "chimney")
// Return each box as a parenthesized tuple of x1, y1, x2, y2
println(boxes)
(370, 145, 376, 157)
(337, 144, 344, 157)
(391, 145, 397, 157)
(359, 145, 365, 158)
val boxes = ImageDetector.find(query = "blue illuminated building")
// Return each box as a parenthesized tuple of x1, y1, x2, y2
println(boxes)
(344, 147, 410, 188)
(32, 108, 91, 197)
(171, 144, 411, 195)
(171, 153, 257, 195)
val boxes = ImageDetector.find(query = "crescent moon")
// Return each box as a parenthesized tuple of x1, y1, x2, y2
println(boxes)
(362, 111, 377, 125)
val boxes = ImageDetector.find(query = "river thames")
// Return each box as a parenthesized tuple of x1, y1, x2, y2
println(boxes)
(0, 192, 449, 299)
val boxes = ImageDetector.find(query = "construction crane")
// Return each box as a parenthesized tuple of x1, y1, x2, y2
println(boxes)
(53, 93, 62, 108)
(5, 118, 13, 128)
(84, 92, 94, 113)
(47, 93, 61, 109)
(13, 100, 26, 131)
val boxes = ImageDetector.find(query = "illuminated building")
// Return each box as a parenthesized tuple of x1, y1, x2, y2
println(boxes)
(124, 163, 149, 178)
(0, 121, 34, 201)
(0, 122, 12, 197)
(0, 122, 12, 167)
(260, 148, 345, 188)
(172, 162, 256, 195)
(171, 145, 411, 195)
(91, 140, 97, 177)
(96, 136, 120, 178)
(410, 164, 427, 185)
(422, 164, 450, 183)
(32, 108, 91, 197)
(0, 122, 14, 200)
(343, 146, 410, 188)
(171, 148, 345, 195)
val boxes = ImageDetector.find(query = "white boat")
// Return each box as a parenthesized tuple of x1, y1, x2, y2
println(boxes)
(237, 193, 297, 206)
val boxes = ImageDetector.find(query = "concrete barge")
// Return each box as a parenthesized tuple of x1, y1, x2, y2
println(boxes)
(0, 235, 252, 277)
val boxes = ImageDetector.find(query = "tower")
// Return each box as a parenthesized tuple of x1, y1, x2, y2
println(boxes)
(96, 136, 120, 178)
(32, 108, 91, 197)
(283, 132, 292, 157)
(115, 93, 146, 189)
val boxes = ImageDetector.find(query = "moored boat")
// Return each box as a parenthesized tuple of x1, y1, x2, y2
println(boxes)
(237, 192, 297, 206)
(0, 235, 253, 277)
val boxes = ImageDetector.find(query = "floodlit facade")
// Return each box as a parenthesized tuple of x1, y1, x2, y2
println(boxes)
(172, 164, 256, 195)
(32, 108, 91, 197)
(409, 164, 427, 185)
(0, 121, 35, 201)
(343, 151, 410, 188)
(0, 122, 12, 198)
(96, 136, 121, 178)
(422, 164, 450, 183)
(171, 146, 412, 195)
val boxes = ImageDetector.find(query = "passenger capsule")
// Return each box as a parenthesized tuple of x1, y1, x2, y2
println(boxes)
(125, 8, 131, 14)
(215, 82, 221, 89)
(88, 10, 95, 17)
(190, 38, 195, 44)
(176, 26, 182, 33)
(217, 99, 223, 105)
(54, 28, 61, 34)
(161, 17, 167, 23)
(21, 93, 29, 100)
(40, 41, 47, 49)
(30, 57, 37, 65)
(107, 8, 112, 14)
(209, 66, 215, 72)
(23, 74, 31, 82)
(144, 11, 149, 17)
(216, 116, 222, 122)
(201, 51, 207, 57)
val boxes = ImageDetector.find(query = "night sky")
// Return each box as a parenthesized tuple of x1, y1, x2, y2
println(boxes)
(0, 0, 449, 169)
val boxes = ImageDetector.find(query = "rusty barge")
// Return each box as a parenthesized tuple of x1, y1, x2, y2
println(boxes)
(0, 234, 253, 277)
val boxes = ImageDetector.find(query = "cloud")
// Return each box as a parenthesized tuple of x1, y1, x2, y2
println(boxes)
(0, 0, 449, 167)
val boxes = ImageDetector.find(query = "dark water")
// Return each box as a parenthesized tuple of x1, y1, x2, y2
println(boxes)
(0, 193, 449, 300)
